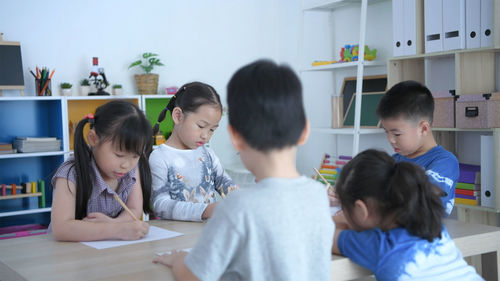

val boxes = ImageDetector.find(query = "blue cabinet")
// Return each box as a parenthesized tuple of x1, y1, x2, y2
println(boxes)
(0, 97, 65, 227)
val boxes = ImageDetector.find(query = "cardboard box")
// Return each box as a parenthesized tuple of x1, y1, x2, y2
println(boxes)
(456, 93, 500, 128)
(432, 90, 456, 128)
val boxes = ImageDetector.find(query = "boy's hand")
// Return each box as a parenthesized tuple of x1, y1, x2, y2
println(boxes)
(83, 212, 114, 223)
(116, 221, 150, 240)
(201, 202, 217, 220)
(153, 250, 188, 267)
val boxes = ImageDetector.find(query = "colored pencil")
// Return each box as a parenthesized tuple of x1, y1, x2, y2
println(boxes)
(113, 194, 138, 221)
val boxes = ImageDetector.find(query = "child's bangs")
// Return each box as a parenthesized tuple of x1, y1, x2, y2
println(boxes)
(111, 118, 149, 155)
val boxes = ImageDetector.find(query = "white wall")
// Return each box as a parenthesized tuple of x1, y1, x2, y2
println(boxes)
(1, 0, 391, 174)
(0, 0, 301, 166)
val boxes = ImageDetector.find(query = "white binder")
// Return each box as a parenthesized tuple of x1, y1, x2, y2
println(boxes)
(403, 0, 417, 56)
(392, 0, 405, 56)
(480, 0, 493, 47)
(465, 0, 481, 49)
(480, 135, 495, 208)
(442, 0, 465, 51)
(424, 0, 443, 53)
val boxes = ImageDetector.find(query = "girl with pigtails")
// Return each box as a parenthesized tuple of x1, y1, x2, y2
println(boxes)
(149, 82, 237, 222)
(332, 149, 482, 280)
(50, 100, 152, 241)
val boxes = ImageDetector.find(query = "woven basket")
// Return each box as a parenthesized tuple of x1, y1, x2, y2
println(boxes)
(134, 74, 159, 95)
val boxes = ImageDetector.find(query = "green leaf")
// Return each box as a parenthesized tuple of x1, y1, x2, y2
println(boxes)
(143, 52, 158, 59)
(128, 60, 142, 69)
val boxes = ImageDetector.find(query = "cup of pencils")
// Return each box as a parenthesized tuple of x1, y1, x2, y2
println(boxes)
(32, 67, 55, 96)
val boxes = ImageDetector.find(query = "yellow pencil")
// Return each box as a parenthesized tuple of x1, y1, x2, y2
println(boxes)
(113, 194, 138, 221)
(313, 167, 332, 191)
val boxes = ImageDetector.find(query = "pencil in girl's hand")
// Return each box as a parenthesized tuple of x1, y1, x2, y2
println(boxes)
(313, 167, 332, 191)
(113, 193, 138, 221)
(220, 188, 226, 199)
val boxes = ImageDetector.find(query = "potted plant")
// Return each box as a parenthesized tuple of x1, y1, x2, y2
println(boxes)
(112, 84, 123, 96)
(128, 52, 164, 95)
(60, 82, 73, 96)
(80, 79, 90, 96)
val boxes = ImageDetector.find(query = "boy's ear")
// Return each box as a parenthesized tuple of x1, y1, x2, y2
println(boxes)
(171, 107, 183, 124)
(419, 119, 431, 136)
(87, 129, 98, 147)
(297, 119, 310, 146)
(227, 125, 246, 151)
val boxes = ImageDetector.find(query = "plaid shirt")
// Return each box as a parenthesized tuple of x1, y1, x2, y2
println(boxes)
(52, 156, 137, 218)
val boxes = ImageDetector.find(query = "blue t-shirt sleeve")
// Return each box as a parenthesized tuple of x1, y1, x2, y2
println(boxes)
(426, 156, 459, 215)
(338, 229, 384, 273)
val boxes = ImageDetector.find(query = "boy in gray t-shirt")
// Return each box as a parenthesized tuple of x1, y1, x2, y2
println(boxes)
(153, 60, 335, 281)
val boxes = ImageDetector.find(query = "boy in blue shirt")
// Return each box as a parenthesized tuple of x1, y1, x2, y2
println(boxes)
(376, 80, 459, 215)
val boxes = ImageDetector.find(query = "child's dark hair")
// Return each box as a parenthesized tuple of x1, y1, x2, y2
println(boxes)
(335, 149, 444, 242)
(376, 80, 434, 124)
(153, 82, 222, 136)
(71, 100, 152, 219)
(227, 59, 305, 152)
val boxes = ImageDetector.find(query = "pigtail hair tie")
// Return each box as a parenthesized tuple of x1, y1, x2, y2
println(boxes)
(85, 113, 95, 126)
(166, 95, 177, 111)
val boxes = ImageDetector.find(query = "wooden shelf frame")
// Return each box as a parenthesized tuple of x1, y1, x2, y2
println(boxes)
(0, 192, 42, 201)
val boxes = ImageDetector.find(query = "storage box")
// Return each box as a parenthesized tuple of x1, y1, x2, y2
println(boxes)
(432, 90, 456, 128)
(456, 93, 500, 128)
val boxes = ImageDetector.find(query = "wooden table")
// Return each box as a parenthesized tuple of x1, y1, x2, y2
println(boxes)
(0, 219, 499, 281)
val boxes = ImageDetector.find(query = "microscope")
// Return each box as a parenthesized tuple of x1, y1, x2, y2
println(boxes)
(88, 57, 110, 95)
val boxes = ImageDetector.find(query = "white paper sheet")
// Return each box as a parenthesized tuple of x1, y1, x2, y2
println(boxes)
(81, 226, 183, 250)
(156, 248, 192, 256)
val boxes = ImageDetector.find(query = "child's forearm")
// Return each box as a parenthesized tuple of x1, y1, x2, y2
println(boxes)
(153, 196, 206, 221)
(115, 206, 143, 222)
(52, 219, 148, 242)
(172, 255, 199, 281)
(52, 220, 118, 242)
(332, 228, 344, 255)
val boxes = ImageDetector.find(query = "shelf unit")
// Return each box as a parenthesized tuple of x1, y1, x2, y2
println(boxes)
(297, 0, 392, 174)
(0, 95, 174, 226)
(140, 95, 174, 139)
(387, 0, 500, 219)
(310, 127, 384, 134)
(0, 97, 65, 226)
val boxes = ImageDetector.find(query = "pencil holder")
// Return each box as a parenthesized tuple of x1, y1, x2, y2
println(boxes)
(35, 79, 52, 96)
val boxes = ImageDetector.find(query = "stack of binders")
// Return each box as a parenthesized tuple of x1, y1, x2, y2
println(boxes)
(392, 0, 423, 57)
(424, 0, 493, 53)
(455, 163, 481, 206)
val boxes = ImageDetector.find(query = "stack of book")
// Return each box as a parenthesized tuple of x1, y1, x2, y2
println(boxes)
(13, 137, 61, 153)
(0, 143, 15, 154)
(455, 163, 481, 206)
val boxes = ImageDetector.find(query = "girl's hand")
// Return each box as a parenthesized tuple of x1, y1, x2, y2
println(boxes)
(328, 188, 340, 207)
(83, 212, 114, 223)
(153, 250, 188, 267)
(201, 202, 217, 220)
(333, 210, 352, 229)
(116, 221, 150, 240)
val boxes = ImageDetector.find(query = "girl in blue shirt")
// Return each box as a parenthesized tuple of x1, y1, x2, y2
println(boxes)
(332, 149, 482, 281)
